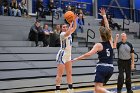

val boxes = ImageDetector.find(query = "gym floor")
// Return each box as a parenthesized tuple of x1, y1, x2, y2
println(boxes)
(35, 82, 140, 93)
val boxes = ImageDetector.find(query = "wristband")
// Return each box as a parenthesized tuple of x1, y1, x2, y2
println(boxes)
(103, 15, 106, 17)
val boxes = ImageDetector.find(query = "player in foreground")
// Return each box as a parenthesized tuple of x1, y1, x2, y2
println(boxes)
(70, 8, 117, 93)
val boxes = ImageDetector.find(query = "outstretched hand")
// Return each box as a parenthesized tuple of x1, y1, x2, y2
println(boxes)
(69, 14, 77, 27)
(67, 60, 74, 63)
(99, 8, 106, 16)
(71, 60, 75, 63)
(68, 58, 77, 63)
(72, 14, 77, 22)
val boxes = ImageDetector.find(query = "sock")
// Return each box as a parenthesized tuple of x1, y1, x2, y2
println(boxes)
(56, 85, 60, 90)
(105, 90, 112, 93)
(68, 84, 73, 89)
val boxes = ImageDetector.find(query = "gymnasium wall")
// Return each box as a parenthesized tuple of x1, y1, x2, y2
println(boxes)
(97, 0, 131, 19)
(134, 0, 140, 22)
(135, 0, 140, 9)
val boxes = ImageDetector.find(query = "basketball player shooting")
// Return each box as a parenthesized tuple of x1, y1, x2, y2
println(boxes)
(55, 11, 77, 93)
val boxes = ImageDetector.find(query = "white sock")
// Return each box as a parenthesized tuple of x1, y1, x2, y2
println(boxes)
(105, 90, 112, 93)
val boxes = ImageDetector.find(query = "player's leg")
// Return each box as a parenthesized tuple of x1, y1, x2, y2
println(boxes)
(95, 66, 114, 93)
(65, 61, 74, 93)
(65, 61, 73, 85)
(104, 67, 114, 85)
(55, 64, 65, 93)
(95, 82, 114, 93)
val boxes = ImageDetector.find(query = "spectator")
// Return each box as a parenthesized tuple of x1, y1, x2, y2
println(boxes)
(0, 0, 12, 16)
(11, 0, 21, 17)
(67, 6, 71, 11)
(19, 0, 28, 17)
(77, 9, 85, 25)
(36, 0, 43, 18)
(43, 23, 54, 46)
(7, 0, 12, 16)
(100, 15, 120, 31)
(77, 3, 81, 9)
(77, 13, 84, 33)
(114, 33, 135, 93)
(49, 0, 56, 16)
(0, 0, 4, 15)
(28, 20, 48, 47)
(48, 0, 54, 11)
(43, 23, 60, 47)
(54, 24, 61, 35)
(53, 24, 61, 47)
(107, 15, 121, 30)
(43, 23, 54, 35)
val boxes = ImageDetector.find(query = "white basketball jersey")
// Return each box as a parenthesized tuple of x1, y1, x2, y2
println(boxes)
(60, 32, 72, 53)
(56, 32, 72, 64)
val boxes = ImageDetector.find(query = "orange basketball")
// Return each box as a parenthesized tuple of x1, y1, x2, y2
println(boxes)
(64, 11, 75, 24)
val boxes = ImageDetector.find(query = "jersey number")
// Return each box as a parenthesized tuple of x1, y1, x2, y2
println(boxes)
(106, 49, 110, 57)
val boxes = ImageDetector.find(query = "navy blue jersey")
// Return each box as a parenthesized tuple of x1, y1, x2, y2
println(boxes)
(97, 41, 113, 64)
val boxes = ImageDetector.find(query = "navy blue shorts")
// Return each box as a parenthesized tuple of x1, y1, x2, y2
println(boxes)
(94, 65, 114, 84)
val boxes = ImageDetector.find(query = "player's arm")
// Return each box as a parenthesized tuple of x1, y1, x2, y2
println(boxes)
(64, 15, 77, 37)
(100, 8, 114, 47)
(99, 8, 109, 29)
(72, 43, 101, 62)
(113, 34, 119, 48)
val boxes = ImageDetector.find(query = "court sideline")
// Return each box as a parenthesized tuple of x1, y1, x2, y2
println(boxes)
(35, 82, 140, 93)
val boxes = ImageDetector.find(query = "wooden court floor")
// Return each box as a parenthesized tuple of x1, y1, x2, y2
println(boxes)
(35, 82, 140, 93)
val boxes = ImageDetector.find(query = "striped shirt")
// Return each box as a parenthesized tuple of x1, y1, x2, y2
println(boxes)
(117, 41, 134, 60)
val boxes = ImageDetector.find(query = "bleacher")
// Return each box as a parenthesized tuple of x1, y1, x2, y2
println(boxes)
(0, 15, 140, 93)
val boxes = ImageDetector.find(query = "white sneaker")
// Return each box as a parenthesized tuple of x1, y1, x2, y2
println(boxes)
(55, 90, 61, 93)
(67, 89, 74, 93)
(110, 91, 117, 93)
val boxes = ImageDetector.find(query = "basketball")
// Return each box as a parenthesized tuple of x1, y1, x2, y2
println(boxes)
(64, 11, 75, 24)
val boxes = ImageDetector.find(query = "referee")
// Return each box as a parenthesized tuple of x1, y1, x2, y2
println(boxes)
(114, 33, 135, 93)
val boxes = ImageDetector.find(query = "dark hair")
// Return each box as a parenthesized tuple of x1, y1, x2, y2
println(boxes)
(60, 24, 67, 32)
(99, 26, 111, 42)
(60, 24, 67, 28)
(35, 19, 40, 23)
(60, 24, 63, 29)
(43, 23, 48, 29)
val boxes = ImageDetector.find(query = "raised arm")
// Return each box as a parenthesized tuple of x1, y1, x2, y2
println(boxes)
(113, 34, 119, 48)
(100, 8, 114, 47)
(99, 8, 109, 29)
